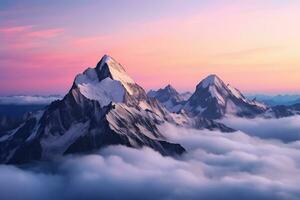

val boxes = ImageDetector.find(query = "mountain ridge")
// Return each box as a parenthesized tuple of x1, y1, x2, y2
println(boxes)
(0, 55, 233, 164)
(149, 74, 267, 119)
(2, 55, 299, 164)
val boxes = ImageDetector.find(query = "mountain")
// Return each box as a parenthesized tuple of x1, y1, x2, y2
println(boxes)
(183, 74, 267, 119)
(291, 98, 300, 105)
(147, 85, 187, 112)
(0, 104, 46, 133)
(247, 94, 300, 106)
(0, 55, 233, 164)
(245, 95, 300, 118)
(180, 91, 192, 101)
(0, 55, 185, 164)
(0, 96, 61, 137)
(265, 103, 300, 118)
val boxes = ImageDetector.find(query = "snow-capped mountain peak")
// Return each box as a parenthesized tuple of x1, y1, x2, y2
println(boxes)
(95, 54, 135, 84)
(74, 55, 146, 107)
(184, 74, 267, 119)
(147, 84, 184, 112)
(97, 54, 112, 67)
(165, 84, 177, 92)
(198, 74, 225, 89)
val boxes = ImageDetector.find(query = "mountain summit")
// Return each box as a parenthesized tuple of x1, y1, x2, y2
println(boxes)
(147, 84, 189, 112)
(0, 55, 187, 164)
(74, 55, 147, 107)
(198, 74, 224, 89)
(184, 74, 267, 119)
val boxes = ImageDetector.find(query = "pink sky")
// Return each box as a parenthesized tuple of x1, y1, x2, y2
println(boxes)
(1, 0, 300, 95)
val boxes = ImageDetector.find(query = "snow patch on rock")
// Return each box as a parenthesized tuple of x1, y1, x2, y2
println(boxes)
(75, 69, 125, 107)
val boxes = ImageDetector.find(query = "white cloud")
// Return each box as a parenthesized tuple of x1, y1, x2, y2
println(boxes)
(0, 121, 300, 200)
(220, 116, 300, 142)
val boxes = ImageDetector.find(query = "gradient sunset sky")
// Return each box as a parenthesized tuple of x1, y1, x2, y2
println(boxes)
(1, 0, 300, 95)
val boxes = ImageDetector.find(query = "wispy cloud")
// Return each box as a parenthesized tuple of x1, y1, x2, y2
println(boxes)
(71, 35, 109, 47)
(215, 46, 284, 59)
(0, 25, 33, 34)
(27, 28, 65, 39)
(0, 25, 64, 39)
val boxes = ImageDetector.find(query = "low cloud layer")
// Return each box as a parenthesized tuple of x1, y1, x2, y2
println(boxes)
(220, 116, 300, 142)
(0, 95, 61, 105)
(1, 120, 300, 200)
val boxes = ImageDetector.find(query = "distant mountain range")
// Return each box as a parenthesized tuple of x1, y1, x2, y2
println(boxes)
(0, 55, 299, 164)
(247, 94, 300, 106)
(0, 95, 62, 134)
(148, 75, 300, 119)
(147, 85, 192, 113)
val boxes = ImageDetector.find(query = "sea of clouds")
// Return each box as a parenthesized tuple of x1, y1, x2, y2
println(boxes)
(220, 115, 300, 142)
(0, 116, 300, 200)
